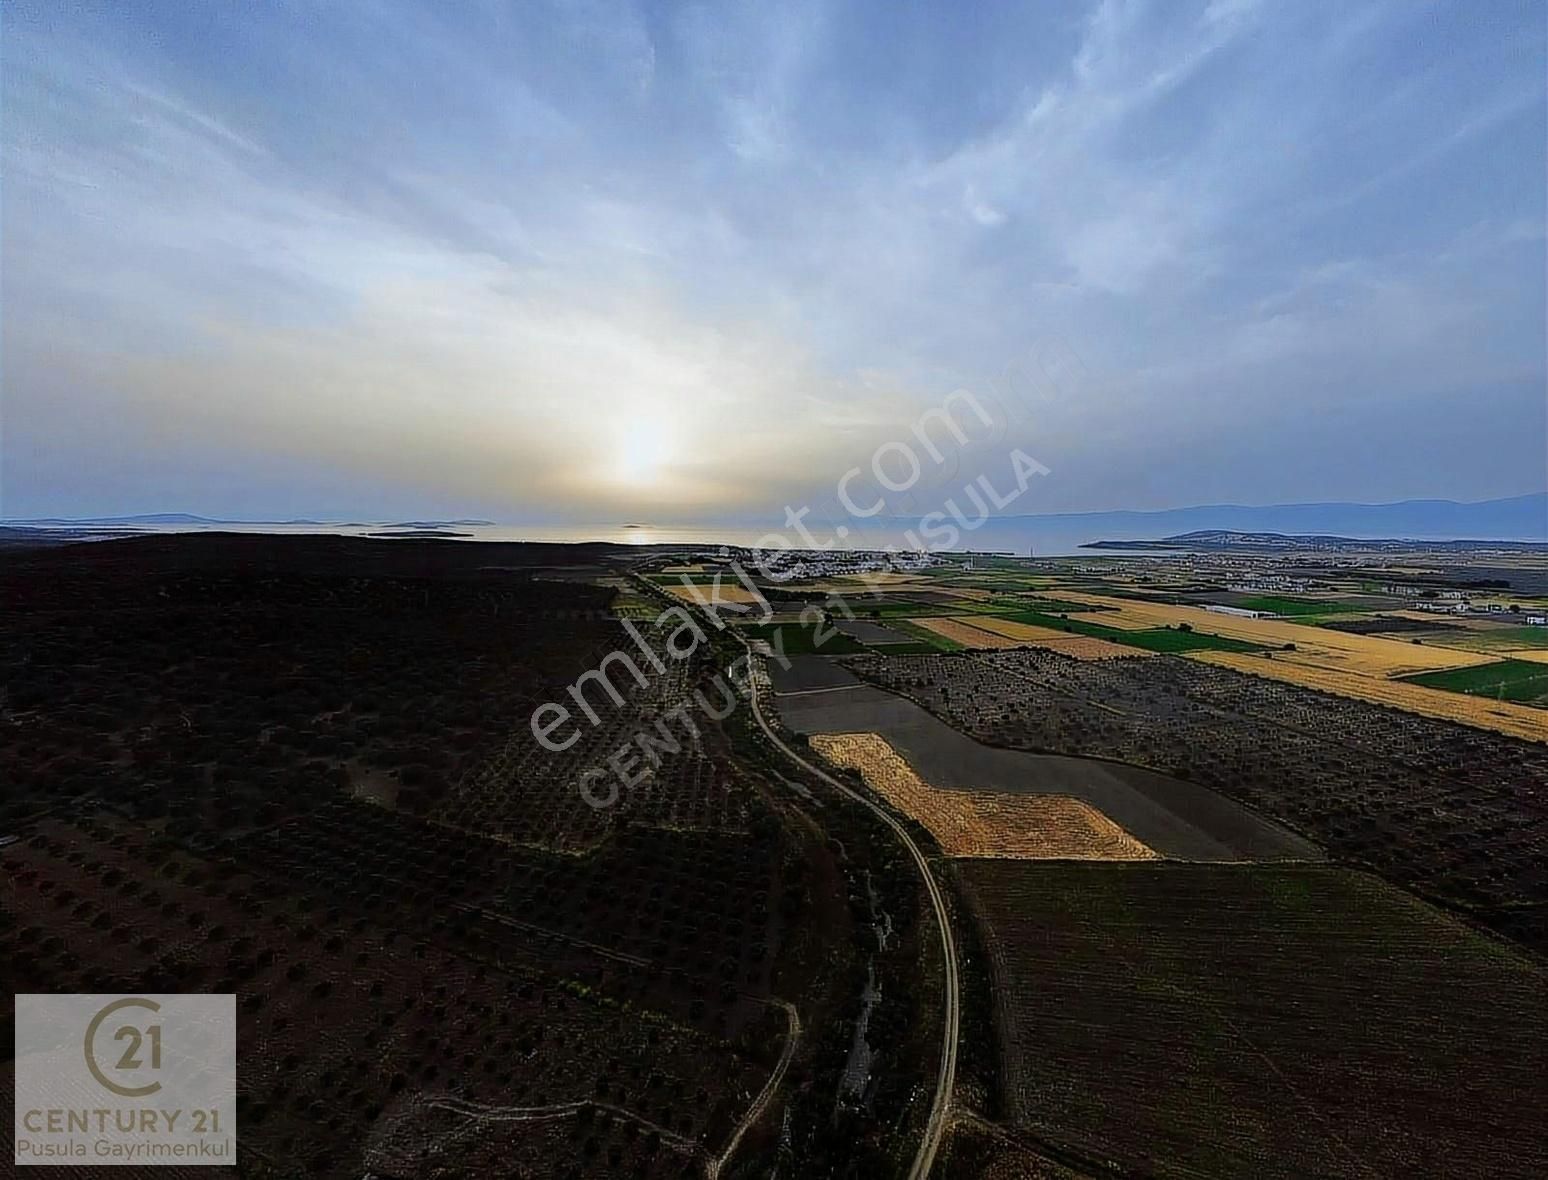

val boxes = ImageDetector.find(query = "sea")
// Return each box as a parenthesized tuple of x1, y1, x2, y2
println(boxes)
(6, 517, 1154, 558)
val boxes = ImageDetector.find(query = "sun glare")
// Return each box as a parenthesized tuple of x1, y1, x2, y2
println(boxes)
(615, 416, 676, 485)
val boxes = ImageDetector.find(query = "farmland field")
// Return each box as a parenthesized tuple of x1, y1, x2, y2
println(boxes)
(886, 617, 967, 651)
(1319, 614, 1462, 635)
(834, 618, 912, 644)
(737, 620, 867, 654)
(920, 614, 1148, 659)
(1414, 624, 1548, 652)
(932, 610, 1261, 656)
(774, 659, 1317, 862)
(1402, 657, 1548, 703)
(1001, 606, 1149, 633)
(1102, 626, 1263, 653)
(649, 571, 737, 585)
(990, 595, 1107, 614)
(1018, 633, 1144, 660)
(959, 860, 1548, 1180)
(811, 732, 1157, 860)
(909, 616, 1027, 649)
(1049, 590, 1498, 674)
(852, 649, 1548, 950)
(938, 615, 1079, 646)
(1228, 594, 1365, 615)
(1195, 650, 1548, 740)
(664, 581, 766, 605)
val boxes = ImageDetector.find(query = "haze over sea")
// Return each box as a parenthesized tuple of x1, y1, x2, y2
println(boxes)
(21, 491, 1547, 556)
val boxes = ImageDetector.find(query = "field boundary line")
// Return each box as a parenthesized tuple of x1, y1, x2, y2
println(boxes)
(773, 683, 869, 698)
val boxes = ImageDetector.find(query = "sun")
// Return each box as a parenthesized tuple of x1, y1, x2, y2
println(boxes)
(614, 415, 676, 486)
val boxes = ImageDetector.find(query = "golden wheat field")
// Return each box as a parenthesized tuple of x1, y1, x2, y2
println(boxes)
(811, 733, 1158, 859)
(964, 616, 1092, 643)
(1190, 652, 1548, 743)
(1050, 590, 1496, 676)
(910, 616, 1026, 649)
(955, 615, 1151, 660)
(910, 614, 1148, 660)
(1031, 634, 1150, 660)
(664, 583, 766, 605)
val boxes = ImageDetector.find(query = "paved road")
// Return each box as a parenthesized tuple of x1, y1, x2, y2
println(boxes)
(620, 567, 960, 1178)
(741, 645, 960, 1180)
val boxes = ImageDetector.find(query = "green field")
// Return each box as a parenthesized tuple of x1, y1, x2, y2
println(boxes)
(1000, 609, 1122, 638)
(1401, 658, 1548, 703)
(1118, 627, 1268, 654)
(852, 597, 1035, 619)
(851, 599, 985, 619)
(1000, 610, 1268, 654)
(885, 619, 967, 651)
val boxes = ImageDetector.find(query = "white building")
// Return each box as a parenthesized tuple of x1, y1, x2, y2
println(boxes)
(1205, 604, 1273, 619)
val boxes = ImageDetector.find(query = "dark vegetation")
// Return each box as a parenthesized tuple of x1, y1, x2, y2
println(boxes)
(4, 814, 774, 1178)
(0, 535, 920, 1178)
(959, 861, 1548, 1180)
(849, 649, 1548, 954)
(0, 534, 627, 834)
(1322, 614, 1464, 635)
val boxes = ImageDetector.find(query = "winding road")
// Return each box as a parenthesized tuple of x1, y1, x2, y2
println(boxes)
(739, 644, 960, 1180)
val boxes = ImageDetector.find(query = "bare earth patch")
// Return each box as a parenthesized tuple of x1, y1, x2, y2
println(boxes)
(811, 732, 1158, 860)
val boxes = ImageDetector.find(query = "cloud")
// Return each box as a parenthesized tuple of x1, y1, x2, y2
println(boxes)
(2, 0, 1543, 520)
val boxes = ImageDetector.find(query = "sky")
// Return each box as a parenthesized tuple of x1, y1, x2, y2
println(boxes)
(3, 0, 1544, 524)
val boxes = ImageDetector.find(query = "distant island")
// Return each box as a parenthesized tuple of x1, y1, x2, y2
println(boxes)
(1, 513, 496, 528)
(367, 529, 475, 539)
(1083, 529, 1548, 554)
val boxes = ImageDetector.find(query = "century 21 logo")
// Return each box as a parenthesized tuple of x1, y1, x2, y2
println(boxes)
(84, 998, 163, 1097)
